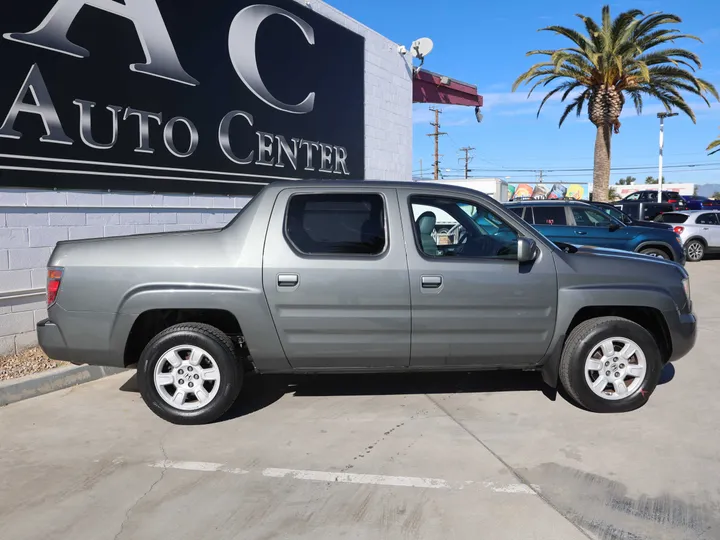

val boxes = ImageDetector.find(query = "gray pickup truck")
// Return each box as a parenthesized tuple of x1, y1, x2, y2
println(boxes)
(37, 181, 696, 424)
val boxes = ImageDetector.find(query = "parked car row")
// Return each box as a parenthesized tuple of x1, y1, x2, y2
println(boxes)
(504, 200, 686, 264)
(505, 189, 720, 262)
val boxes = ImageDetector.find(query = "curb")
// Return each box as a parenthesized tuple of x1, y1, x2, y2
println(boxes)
(0, 364, 127, 407)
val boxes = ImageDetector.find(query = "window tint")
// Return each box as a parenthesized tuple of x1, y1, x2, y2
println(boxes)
(599, 205, 630, 224)
(531, 206, 567, 225)
(571, 207, 613, 227)
(508, 207, 524, 218)
(286, 193, 385, 255)
(409, 195, 519, 259)
(625, 193, 641, 201)
(656, 213, 688, 224)
(696, 213, 719, 225)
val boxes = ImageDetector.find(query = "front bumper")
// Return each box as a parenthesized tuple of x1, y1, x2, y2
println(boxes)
(663, 309, 697, 362)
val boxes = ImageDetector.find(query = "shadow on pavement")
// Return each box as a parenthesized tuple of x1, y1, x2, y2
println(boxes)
(220, 370, 552, 421)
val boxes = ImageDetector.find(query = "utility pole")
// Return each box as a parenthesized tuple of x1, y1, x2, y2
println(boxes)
(459, 146, 475, 179)
(419, 158, 423, 179)
(657, 111, 678, 202)
(427, 107, 446, 180)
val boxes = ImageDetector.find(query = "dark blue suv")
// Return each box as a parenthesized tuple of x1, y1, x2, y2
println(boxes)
(505, 200, 685, 264)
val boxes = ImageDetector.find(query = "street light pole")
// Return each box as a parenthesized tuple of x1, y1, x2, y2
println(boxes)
(657, 112, 678, 202)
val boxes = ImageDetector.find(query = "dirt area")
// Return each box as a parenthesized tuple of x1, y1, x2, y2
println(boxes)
(0, 347, 69, 382)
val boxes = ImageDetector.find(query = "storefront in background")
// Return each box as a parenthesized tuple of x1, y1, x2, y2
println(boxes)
(0, 0, 413, 353)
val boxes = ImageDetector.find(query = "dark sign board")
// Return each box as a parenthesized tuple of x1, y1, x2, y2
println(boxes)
(0, 0, 365, 195)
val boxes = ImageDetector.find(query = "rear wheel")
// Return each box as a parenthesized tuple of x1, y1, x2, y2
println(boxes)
(137, 323, 242, 425)
(685, 239, 705, 262)
(639, 247, 668, 259)
(559, 317, 662, 413)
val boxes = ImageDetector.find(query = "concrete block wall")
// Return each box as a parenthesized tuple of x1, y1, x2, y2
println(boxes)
(0, 0, 413, 355)
(0, 191, 244, 355)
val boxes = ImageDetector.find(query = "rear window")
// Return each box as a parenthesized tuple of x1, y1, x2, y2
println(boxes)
(530, 206, 567, 226)
(285, 193, 386, 255)
(656, 213, 688, 224)
(507, 207, 524, 218)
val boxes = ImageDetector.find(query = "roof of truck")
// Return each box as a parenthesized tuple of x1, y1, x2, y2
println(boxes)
(262, 179, 497, 197)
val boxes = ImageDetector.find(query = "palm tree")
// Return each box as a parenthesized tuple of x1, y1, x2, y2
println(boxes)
(709, 131, 720, 155)
(513, 6, 718, 202)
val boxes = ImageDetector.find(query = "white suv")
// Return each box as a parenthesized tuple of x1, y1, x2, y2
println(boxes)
(655, 210, 720, 261)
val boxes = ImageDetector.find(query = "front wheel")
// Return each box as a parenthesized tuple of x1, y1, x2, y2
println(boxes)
(137, 323, 243, 425)
(685, 239, 705, 262)
(559, 317, 662, 413)
(639, 247, 668, 259)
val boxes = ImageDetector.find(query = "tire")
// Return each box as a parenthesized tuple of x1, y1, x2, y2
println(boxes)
(685, 239, 705, 262)
(559, 316, 662, 413)
(137, 323, 243, 425)
(639, 247, 668, 259)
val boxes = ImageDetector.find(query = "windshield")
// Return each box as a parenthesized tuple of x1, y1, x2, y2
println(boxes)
(655, 213, 688, 224)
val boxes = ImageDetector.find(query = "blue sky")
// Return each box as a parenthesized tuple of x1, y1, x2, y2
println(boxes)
(326, 0, 720, 188)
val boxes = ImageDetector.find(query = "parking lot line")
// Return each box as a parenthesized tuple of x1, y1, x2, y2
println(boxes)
(148, 461, 536, 494)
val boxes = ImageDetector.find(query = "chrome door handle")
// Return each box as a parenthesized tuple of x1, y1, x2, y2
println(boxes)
(421, 275, 443, 288)
(575, 230, 587, 235)
(277, 273, 299, 287)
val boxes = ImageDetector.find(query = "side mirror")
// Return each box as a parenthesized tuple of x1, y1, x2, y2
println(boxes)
(609, 222, 621, 232)
(517, 237, 538, 263)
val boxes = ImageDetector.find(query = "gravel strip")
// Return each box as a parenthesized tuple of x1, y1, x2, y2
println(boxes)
(0, 347, 69, 382)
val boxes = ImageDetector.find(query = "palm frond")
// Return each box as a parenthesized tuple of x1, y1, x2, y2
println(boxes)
(708, 136, 720, 156)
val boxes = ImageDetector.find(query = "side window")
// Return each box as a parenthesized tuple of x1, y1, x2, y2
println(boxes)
(572, 207, 612, 227)
(508, 207, 524, 218)
(625, 193, 641, 201)
(697, 213, 719, 225)
(285, 193, 386, 255)
(409, 195, 519, 259)
(531, 206, 567, 225)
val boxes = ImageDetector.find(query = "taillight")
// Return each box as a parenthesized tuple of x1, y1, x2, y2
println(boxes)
(668, 199, 678, 203)
(673, 226, 685, 234)
(47, 267, 63, 307)
(702, 201, 712, 206)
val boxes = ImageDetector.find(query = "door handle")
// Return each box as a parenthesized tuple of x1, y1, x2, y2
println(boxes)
(703, 227, 709, 230)
(277, 273, 299, 287)
(421, 275, 443, 288)
(574, 230, 587, 235)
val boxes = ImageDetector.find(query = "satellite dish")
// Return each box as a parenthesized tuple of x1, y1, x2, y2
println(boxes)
(411, 37, 434, 59)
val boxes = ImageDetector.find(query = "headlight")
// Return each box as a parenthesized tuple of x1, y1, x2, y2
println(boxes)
(682, 277, 691, 301)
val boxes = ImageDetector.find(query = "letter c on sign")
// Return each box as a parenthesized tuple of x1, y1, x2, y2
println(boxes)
(228, 5, 315, 115)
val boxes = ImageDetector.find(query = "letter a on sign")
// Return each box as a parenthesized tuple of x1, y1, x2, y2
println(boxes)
(3, 0, 198, 86)
(0, 63, 74, 145)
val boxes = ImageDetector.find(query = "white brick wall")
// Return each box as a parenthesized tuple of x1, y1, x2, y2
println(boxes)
(0, 0, 413, 354)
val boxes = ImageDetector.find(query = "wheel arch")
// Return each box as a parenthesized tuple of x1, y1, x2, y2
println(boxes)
(635, 241, 675, 260)
(541, 289, 675, 387)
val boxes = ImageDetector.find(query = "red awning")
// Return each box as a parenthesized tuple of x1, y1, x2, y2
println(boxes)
(412, 69, 483, 107)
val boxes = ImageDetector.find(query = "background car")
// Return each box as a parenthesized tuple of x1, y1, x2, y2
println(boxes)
(620, 190, 687, 210)
(654, 210, 720, 262)
(681, 195, 720, 211)
(505, 200, 685, 263)
(579, 200, 673, 230)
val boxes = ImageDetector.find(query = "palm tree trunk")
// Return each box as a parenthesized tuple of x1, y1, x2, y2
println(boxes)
(592, 124, 612, 202)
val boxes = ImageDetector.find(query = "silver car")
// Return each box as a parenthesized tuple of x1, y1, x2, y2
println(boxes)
(655, 210, 720, 261)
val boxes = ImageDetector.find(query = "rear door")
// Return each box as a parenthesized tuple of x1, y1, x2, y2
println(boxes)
(526, 205, 577, 244)
(695, 212, 720, 247)
(262, 188, 411, 369)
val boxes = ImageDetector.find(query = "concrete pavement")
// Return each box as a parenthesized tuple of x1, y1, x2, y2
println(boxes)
(1, 261, 719, 539)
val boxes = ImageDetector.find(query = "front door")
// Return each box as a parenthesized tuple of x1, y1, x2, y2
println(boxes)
(399, 190, 558, 368)
(568, 205, 632, 250)
(262, 188, 411, 370)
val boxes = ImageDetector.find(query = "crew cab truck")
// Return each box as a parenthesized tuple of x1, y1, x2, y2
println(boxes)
(37, 181, 697, 424)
